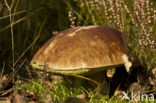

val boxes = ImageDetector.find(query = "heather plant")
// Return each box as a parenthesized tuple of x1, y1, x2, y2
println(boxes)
(68, 0, 156, 70)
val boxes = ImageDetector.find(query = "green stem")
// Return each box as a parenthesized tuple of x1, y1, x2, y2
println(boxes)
(4, 0, 15, 83)
(10, 12, 15, 68)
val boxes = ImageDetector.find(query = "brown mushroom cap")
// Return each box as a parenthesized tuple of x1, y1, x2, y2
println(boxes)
(31, 26, 130, 75)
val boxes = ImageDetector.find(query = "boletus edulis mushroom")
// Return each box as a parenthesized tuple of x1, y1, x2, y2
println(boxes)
(30, 26, 132, 95)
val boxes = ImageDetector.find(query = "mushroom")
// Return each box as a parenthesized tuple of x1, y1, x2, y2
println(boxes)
(30, 26, 132, 95)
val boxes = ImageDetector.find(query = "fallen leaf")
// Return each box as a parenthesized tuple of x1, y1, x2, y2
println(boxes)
(45, 81, 54, 88)
(0, 74, 8, 89)
(114, 90, 123, 99)
(152, 68, 156, 75)
(45, 93, 54, 103)
(50, 75, 64, 82)
(12, 93, 25, 103)
(76, 94, 86, 100)
(0, 95, 12, 103)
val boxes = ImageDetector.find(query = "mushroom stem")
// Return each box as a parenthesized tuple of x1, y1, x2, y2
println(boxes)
(87, 71, 109, 95)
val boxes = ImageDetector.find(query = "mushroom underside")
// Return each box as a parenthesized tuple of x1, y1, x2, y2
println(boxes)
(31, 62, 123, 75)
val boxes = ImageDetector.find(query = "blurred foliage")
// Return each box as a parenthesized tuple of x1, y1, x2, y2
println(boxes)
(0, 0, 156, 73)
(0, 0, 71, 71)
